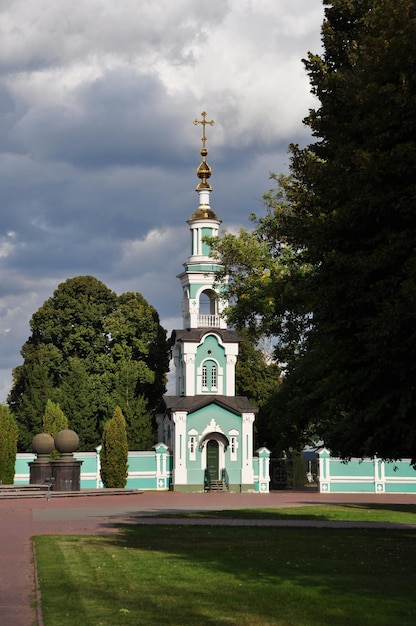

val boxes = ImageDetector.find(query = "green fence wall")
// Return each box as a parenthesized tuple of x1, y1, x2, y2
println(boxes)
(318, 448, 416, 493)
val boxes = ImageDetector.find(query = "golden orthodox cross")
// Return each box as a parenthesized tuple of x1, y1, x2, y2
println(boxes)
(193, 111, 215, 149)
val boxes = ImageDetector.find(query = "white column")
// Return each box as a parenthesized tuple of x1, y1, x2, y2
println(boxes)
(241, 413, 255, 485)
(172, 411, 188, 485)
(183, 347, 197, 395)
(224, 343, 238, 396)
(225, 353, 237, 396)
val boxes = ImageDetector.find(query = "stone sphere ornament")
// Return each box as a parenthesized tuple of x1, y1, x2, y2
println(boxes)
(32, 433, 55, 457)
(54, 429, 79, 458)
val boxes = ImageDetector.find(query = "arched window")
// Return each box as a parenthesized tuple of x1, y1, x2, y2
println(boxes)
(211, 365, 217, 390)
(199, 289, 217, 315)
(202, 365, 208, 389)
(198, 289, 220, 327)
(201, 360, 218, 392)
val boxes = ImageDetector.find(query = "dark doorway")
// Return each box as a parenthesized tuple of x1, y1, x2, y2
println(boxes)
(207, 440, 219, 480)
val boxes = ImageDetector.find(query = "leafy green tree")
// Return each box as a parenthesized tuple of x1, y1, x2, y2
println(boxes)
(55, 357, 103, 450)
(42, 399, 69, 459)
(0, 404, 19, 484)
(235, 331, 282, 453)
(212, 0, 416, 462)
(9, 276, 169, 451)
(100, 406, 128, 488)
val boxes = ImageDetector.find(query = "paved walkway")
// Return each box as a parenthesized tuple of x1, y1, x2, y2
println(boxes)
(1, 490, 415, 626)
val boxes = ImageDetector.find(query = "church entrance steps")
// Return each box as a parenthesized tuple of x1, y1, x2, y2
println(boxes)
(207, 480, 227, 492)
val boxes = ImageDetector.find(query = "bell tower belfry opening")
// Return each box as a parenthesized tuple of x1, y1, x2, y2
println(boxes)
(156, 113, 269, 493)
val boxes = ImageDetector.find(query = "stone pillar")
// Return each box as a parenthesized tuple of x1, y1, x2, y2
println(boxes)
(154, 442, 170, 490)
(29, 433, 54, 485)
(51, 460, 83, 491)
(29, 461, 52, 485)
(255, 447, 271, 493)
(52, 429, 82, 492)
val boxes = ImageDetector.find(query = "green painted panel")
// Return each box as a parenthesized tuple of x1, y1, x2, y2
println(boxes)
(226, 468, 241, 483)
(80, 478, 96, 488)
(331, 460, 374, 477)
(75, 455, 96, 472)
(385, 482, 416, 493)
(15, 456, 34, 473)
(328, 482, 375, 493)
(127, 477, 157, 489)
(384, 461, 416, 478)
(188, 403, 241, 432)
(196, 335, 225, 366)
(186, 468, 205, 484)
(128, 454, 156, 472)
(201, 227, 213, 255)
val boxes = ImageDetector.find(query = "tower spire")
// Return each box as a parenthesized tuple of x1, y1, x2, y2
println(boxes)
(193, 111, 215, 190)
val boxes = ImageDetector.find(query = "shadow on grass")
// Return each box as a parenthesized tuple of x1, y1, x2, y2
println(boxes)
(112, 524, 415, 625)
(143, 502, 416, 523)
(36, 523, 416, 626)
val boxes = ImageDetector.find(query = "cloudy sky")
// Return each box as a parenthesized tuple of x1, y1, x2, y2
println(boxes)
(0, 0, 324, 401)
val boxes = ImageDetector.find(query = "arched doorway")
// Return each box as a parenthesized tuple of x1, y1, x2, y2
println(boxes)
(206, 439, 219, 480)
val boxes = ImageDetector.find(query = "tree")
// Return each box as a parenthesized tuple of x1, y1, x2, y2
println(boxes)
(235, 330, 282, 454)
(212, 0, 416, 462)
(0, 404, 18, 484)
(100, 406, 128, 488)
(9, 276, 170, 451)
(42, 399, 69, 459)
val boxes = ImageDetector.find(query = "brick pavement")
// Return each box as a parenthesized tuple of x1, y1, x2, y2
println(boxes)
(1, 490, 415, 626)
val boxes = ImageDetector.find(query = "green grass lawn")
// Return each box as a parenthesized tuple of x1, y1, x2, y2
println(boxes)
(35, 522, 416, 626)
(158, 503, 416, 524)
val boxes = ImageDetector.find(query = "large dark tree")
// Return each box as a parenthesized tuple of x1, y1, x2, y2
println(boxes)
(212, 0, 416, 462)
(235, 331, 282, 454)
(9, 276, 169, 451)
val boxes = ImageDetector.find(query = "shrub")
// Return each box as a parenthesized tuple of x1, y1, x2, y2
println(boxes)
(100, 406, 128, 488)
(0, 404, 19, 484)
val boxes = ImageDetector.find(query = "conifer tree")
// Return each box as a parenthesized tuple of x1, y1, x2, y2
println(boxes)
(100, 406, 128, 488)
(0, 404, 19, 484)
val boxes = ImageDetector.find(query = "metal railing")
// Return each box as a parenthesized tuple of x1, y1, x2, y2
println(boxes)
(221, 468, 229, 491)
(204, 469, 211, 491)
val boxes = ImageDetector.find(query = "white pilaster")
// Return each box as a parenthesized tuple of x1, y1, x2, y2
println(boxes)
(241, 413, 255, 484)
(172, 411, 188, 485)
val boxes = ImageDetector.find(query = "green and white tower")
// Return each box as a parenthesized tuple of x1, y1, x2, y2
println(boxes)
(174, 112, 238, 398)
(156, 113, 268, 493)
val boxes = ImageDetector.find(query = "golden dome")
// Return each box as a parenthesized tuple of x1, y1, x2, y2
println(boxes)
(189, 207, 219, 221)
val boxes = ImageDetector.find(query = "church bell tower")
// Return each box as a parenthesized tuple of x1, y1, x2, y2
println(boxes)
(173, 112, 239, 397)
(156, 113, 261, 493)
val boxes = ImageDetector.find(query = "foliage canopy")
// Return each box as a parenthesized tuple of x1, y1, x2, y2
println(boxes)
(9, 276, 169, 451)
(212, 0, 416, 462)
